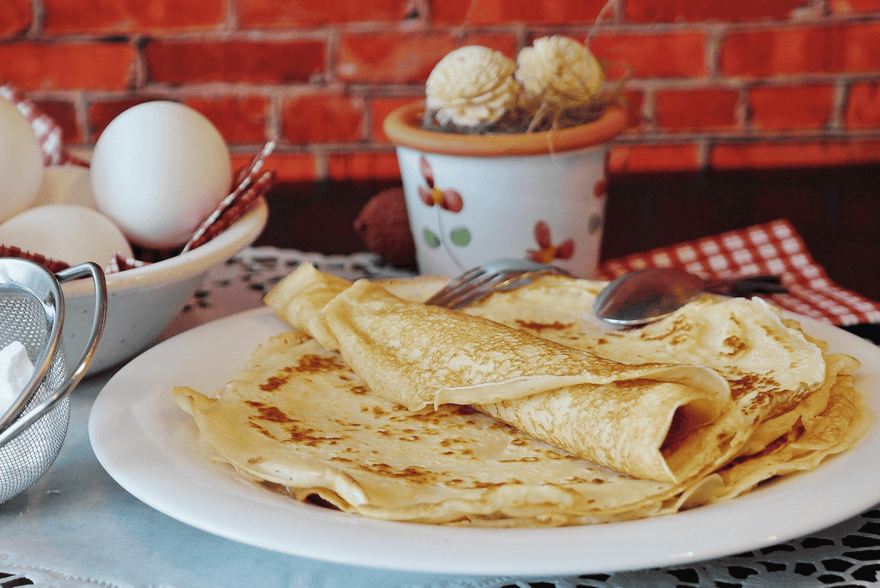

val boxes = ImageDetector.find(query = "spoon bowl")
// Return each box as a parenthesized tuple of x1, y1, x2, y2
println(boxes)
(593, 268, 786, 326)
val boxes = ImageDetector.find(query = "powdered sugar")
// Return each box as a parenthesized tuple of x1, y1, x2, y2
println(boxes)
(0, 341, 34, 417)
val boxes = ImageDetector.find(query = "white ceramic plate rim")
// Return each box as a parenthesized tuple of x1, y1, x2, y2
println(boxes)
(89, 307, 880, 576)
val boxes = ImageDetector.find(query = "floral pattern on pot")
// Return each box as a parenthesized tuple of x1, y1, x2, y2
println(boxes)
(527, 221, 575, 264)
(416, 155, 470, 270)
(417, 155, 463, 212)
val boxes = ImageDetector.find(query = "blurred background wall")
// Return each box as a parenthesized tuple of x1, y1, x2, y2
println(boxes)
(1, 0, 879, 182)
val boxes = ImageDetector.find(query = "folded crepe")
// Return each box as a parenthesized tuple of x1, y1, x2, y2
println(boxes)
(430, 273, 870, 501)
(463, 276, 828, 422)
(174, 265, 868, 526)
(263, 263, 745, 483)
(174, 332, 683, 526)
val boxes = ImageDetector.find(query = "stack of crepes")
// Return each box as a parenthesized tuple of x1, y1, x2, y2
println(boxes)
(173, 264, 871, 527)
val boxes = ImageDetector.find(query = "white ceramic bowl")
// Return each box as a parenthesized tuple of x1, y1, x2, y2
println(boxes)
(60, 198, 268, 375)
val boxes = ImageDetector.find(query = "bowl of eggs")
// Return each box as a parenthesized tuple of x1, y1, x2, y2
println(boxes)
(59, 199, 267, 375)
(0, 97, 270, 375)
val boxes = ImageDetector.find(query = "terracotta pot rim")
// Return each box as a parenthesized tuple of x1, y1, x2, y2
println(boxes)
(383, 101, 627, 157)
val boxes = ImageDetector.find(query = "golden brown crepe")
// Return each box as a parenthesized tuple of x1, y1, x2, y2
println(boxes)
(173, 265, 870, 527)
(265, 263, 738, 483)
(416, 273, 870, 506)
(174, 333, 683, 526)
(463, 276, 827, 423)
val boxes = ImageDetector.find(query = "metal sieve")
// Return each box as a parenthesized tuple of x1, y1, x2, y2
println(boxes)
(0, 258, 106, 503)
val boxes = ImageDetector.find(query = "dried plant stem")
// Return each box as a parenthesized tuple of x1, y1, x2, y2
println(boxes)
(587, 0, 618, 44)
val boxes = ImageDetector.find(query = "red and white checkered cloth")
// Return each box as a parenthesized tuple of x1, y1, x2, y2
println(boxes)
(0, 83, 84, 166)
(598, 219, 880, 326)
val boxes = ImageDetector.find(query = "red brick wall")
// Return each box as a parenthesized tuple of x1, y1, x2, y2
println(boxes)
(2, 0, 879, 180)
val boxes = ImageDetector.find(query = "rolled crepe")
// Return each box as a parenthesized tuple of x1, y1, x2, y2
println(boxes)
(173, 333, 683, 526)
(265, 264, 737, 483)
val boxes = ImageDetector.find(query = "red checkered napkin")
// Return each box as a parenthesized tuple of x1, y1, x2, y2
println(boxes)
(597, 219, 880, 326)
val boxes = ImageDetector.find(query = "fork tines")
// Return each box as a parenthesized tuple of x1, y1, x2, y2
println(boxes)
(424, 260, 570, 310)
(423, 267, 500, 309)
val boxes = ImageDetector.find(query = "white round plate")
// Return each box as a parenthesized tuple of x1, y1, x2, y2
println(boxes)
(89, 307, 880, 576)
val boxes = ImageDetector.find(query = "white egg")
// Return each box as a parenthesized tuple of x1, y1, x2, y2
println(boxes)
(0, 204, 133, 267)
(0, 97, 44, 223)
(90, 101, 232, 249)
(33, 165, 96, 209)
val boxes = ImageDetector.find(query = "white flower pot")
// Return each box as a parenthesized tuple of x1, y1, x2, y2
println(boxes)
(384, 102, 626, 278)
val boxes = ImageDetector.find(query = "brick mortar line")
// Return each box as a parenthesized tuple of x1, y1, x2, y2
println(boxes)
(267, 94, 282, 144)
(408, 0, 430, 24)
(232, 129, 880, 148)
(27, 0, 43, 37)
(270, 131, 880, 151)
(13, 28, 333, 43)
(703, 23, 723, 80)
(584, 15, 880, 36)
(619, 78, 858, 91)
(829, 81, 847, 131)
(638, 83, 657, 132)
(735, 86, 749, 131)
(17, 12, 880, 45)
(353, 94, 370, 142)
(611, 130, 880, 143)
(19, 75, 873, 101)
(129, 34, 147, 90)
(266, 132, 880, 154)
(71, 91, 90, 144)
(323, 27, 341, 86)
(16, 23, 521, 42)
(224, 0, 239, 30)
(12, 81, 878, 102)
(217, 133, 880, 154)
(266, 143, 397, 154)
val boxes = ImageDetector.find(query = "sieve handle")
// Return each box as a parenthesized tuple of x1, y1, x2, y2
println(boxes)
(55, 262, 108, 387)
(0, 262, 107, 448)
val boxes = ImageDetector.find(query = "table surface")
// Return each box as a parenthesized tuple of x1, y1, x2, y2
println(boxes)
(2, 247, 880, 588)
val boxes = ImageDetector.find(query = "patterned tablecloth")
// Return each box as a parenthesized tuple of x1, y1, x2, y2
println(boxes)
(2, 247, 879, 588)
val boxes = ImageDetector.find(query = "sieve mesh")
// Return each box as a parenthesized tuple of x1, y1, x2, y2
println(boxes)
(0, 289, 70, 503)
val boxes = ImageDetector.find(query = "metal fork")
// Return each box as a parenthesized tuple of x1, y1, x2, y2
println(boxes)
(424, 258, 572, 309)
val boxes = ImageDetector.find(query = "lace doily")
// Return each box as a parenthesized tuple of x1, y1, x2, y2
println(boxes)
(3, 509, 879, 587)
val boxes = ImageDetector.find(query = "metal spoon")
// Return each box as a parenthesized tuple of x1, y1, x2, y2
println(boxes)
(593, 267, 786, 326)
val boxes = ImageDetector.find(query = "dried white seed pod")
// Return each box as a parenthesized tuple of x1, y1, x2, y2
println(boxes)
(426, 45, 521, 127)
(516, 36, 605, 109)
